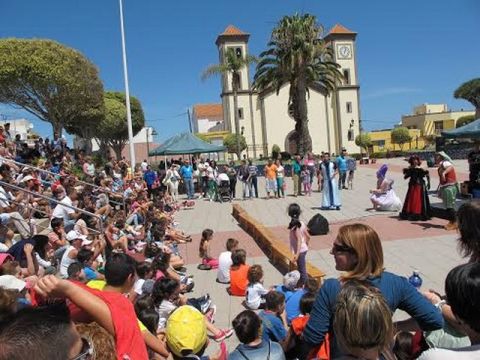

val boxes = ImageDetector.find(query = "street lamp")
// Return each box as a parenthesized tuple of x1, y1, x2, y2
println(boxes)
(118, 0, 136, 166)
(146, 126, 158, 160)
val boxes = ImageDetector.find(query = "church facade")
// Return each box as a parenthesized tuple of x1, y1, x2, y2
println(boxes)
(207, 24, 361, 157)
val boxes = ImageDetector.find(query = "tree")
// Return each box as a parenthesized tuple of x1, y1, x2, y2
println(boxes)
(391, 127, 412, 151)
(223, 133, 247, 155)
(271, 144, 281, 160)
(456, 114, 476, 128)
(202, 48, 257, 160)
(454, 78, 480, 119)
(253, 14, 343, 155)
(355, 133, 372, 156)
(0, 38, 104, 136)
(95, 92, 145, 160)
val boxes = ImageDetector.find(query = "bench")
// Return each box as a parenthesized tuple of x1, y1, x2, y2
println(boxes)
(232, 205, 325, 284)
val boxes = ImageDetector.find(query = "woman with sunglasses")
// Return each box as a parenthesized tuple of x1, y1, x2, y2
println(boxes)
(301, 223, 443, 358)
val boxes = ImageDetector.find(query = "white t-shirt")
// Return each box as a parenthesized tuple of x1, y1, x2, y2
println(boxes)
(133, 279, 145, 295)
(52, 196, 75, 224)
(141, 162, 148, 172)
(0, 186, 12, 208)
(417, 345, 480, 360)
(217, 251, 232, 283)
(59, 245, 76, 277)
(246, 282, 269, 310)
(156, 300, 177, 330)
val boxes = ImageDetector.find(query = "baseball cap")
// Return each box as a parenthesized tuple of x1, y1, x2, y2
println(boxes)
(0, 253, 13, 265)
(0, 213, 11, 226)
(0, 275, 26, 292)
(66, 230, 93, 246)
(283, 270, 301, 290)
(166, 305, 207, 357)
(141, 279, 155, 295)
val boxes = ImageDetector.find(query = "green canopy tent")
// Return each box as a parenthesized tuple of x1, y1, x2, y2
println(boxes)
(149, 133, 225, 167)
(442, 118, 480, 139)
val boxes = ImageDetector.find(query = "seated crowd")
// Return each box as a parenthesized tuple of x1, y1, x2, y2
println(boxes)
(0, 136, 479, 359)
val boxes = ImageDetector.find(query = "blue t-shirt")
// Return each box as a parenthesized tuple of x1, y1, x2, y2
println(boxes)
(259, 311, 287, 342)
(180, 165, 193, 179)
(275, 285, 305, 324)
(143, 171, 157, 186)
(228, 340, 286, 360)
(83, 266, 98, 281)
(336, 156, 348, 172)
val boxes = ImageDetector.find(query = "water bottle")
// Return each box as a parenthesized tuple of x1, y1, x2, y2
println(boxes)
(409, 270, 423, 289)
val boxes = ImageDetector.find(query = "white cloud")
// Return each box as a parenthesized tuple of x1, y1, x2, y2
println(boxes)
(363, 87, 422, 100)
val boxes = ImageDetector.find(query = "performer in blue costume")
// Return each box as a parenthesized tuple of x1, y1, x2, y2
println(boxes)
(320, 153, 341, 210)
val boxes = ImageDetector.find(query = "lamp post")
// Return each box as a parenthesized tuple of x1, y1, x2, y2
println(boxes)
(146, 126, 157, 161)
(118, 0, 136, 166)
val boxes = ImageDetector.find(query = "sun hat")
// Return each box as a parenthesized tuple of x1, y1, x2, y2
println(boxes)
(22, 175, 35, 182)
(166, 305, 207, 357)
(436, 151, 453, 163)
(283, 270, 301, 290)
(0, 275, 26, 292)
(66, 230, 93, 246)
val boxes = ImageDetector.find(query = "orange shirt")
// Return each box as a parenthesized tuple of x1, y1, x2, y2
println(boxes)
(291, 315, 310, 335)
(265, 164, 278, 180)
(230, 264, 250, 296)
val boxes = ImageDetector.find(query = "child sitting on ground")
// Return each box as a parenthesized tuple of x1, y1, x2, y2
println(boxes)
(245, 265, 269, 310)
(217, 238, 238, 284)
(258, 291, 288, 347)
(285, 292, 316, 354)
(199, 229, 218, 269)
(229, 249, 249, 296)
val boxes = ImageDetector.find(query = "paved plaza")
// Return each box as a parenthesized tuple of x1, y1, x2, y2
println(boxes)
(175, 158, 470, 353)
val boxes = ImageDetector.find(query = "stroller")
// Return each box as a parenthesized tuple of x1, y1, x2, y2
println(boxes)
(216, 173, 231, 202)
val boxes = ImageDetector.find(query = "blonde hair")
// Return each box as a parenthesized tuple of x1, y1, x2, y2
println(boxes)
(334, 281, 393, 355)
(338, 224, 384, 281)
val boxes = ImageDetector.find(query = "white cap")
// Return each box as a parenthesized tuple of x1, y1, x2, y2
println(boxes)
(0, 275, 26, 292)
(66, 230, 92, 246)
(22, 175, 35, 182)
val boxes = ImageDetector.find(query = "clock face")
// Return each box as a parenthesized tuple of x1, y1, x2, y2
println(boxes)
(337, 44, 352, 59)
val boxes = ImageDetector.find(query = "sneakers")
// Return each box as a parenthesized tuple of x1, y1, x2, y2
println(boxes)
(205, 304, 216, 322)
(212, 328, 234, 342)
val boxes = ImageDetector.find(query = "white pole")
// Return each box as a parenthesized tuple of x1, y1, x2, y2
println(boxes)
(118, 0, 136, 166)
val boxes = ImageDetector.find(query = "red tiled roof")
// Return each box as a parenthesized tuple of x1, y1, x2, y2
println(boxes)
(193, 104, 223, 119)
(220, 25, 248, 36)
(328, 24, 356, 35)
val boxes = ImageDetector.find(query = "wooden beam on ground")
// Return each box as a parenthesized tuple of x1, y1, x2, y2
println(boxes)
(231, 204, 325, 284)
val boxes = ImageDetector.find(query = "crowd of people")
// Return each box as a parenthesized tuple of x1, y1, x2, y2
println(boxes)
(0, 129, 479, 360)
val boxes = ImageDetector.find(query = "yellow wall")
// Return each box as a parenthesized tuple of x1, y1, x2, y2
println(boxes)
(402, 109, 475, 136)
(369, 129, 425, 153)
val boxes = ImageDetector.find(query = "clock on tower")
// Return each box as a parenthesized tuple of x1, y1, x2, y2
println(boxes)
(336, 44, 352, 60)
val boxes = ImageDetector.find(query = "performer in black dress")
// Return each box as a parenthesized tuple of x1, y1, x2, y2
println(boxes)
(400, 155, 431, 220)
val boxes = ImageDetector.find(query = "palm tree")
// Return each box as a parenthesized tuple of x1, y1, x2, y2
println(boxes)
(253, 14, 343, 155)
(202, 48, 257, 160)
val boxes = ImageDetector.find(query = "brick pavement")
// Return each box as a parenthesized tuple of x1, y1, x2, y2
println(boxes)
(174, 158, 470, 354)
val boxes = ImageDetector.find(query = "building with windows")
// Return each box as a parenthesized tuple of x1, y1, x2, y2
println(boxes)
(195, 24, 361, 158)
(369, 128, 424, 153)
(402, 104, 475, 136)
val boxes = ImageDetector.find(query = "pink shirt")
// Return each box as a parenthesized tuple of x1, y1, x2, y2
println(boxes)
(289, 221, 308, 254)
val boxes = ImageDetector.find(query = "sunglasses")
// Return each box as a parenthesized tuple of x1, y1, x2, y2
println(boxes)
(70, 337, 93, 360)
(332, 243, 355, 254)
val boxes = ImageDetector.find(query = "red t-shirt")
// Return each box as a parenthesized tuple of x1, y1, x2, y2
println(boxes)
(67, 281, 148, 360)
(230, 264, 250, 296)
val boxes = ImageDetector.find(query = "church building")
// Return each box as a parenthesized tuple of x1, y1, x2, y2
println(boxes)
(195, 24, 361, 157)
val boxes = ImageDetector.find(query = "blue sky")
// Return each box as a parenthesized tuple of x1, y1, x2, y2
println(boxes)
(1, 0, 479, 142)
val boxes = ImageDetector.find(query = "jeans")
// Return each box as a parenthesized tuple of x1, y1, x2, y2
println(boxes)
(297, 251, 308, 286)
(251, 176, 258, 198)
(126, 213, 144, 226)
(229, 179, 237, 198)
(184, 178, 194, 199)
(202, 176, 209, 197)
(338, 171, 347, 189)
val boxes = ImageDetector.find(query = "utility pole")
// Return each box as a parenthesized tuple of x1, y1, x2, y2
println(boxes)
(187, 108, 192, 133)
(118, 0, 136, 166)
